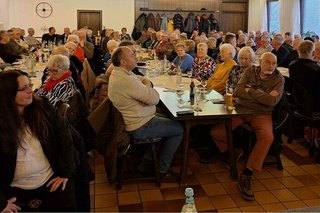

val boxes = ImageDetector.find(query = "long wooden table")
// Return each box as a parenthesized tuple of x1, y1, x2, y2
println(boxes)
(154, 86, 251, 185)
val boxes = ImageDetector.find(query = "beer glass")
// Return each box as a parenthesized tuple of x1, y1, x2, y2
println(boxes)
(225, 84, 235, 110)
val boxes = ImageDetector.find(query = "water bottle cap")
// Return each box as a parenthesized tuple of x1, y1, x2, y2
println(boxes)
(185, 188, 194, 197)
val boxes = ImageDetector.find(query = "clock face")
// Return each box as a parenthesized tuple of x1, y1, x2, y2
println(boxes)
(36, 2, 53, 18)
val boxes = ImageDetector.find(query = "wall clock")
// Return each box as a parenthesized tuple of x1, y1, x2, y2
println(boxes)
(35, 2, 53, 18)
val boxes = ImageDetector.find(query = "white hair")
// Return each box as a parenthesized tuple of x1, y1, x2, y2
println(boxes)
(219, 43, 235, 58)
(47, 54, 70, 70)
(67, 34, 80, 43)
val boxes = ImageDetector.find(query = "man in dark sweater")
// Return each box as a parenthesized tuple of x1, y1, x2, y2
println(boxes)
(271, 35, 290, 67)
(289, 40, 320, 112)
(0, 30, 21, 63)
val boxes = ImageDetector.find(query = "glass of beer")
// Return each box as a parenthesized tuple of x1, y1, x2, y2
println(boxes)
(225, 84, 235, 110)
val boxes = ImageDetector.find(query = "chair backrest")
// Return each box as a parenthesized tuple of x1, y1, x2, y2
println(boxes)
(272, 92, 291, 130)
(57, 103, 70, 118)
(292, 82, 314, 116)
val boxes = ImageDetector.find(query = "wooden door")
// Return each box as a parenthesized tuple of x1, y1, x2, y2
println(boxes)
(220, 2, 248, 33)
(77, 10, 102, 36)
(221, 13, 247, 33)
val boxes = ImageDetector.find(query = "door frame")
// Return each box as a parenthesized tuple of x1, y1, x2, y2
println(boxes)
(77, 9, 102, 32)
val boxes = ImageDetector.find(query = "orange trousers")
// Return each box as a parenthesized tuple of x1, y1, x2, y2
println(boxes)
(210, 114, 273, 171)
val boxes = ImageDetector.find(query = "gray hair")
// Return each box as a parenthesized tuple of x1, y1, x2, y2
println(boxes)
(238, 46, 255, 63)
(219, 43, 235, 58)
(67, 34, 80, 43)
(52, 46, 69, 57)
(64, 42, 77, 51)
(197, 42, 208, 50)
(47, 54, 70, 70)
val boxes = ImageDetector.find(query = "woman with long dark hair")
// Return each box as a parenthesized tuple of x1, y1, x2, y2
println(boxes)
(0, 70, 76, 212)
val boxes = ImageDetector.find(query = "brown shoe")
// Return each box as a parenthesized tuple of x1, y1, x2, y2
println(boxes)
(160, 170, 179, 183)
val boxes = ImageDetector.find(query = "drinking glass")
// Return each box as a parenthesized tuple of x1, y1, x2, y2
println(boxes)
(193, 88, 202, 112)
(200, 79, 207, 93)
(225, 84, 235, 110)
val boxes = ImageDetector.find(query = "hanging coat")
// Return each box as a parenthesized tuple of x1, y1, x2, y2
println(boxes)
(184, 12, 197, 33)
(167, 19, 174, 32)
(161, 15, 168, 31)
(209, 14, 220, 31)
(155, 13, 161, 31)
(173, 13, 184, 32)
(147, 13, 156, 30)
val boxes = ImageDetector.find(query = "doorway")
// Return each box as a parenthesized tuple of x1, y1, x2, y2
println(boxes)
(77, 10, 102, 36)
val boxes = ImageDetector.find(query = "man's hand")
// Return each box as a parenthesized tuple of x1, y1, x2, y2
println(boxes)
(46, 177, 68, 192)
(269, 90, 279, 97)
(2, 197, 21, 212)
(142, 78, 152, 88)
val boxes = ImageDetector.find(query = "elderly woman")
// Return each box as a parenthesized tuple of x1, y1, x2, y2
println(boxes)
(0, 70, 76, 212)
(207, 43, 237, 93)
(172, 43, 194, 73)
(185, 39, 196, 58)
(67, 34, 84, 63)
(226, 46, 256, 92)
(104, 39, 119, 69)
(64, 41, 83, 74)
(37, 55, 78, 107)
(192, 42, 216, 80)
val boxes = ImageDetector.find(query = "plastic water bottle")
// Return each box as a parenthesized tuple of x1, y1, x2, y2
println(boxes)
(181, 188, 197, 213)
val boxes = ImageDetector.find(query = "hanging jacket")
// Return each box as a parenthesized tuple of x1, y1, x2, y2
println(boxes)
(155, 13, 161, 31)
(167, 19, 174, 32)
(199, 14, 210, 35)
(161, 16, 168, 31)
(184, 12, 197, 33)
(134, 13, 147, 32)
(147, 13, 156, 30)
(209, 14, 219, 31)
(173, 13, 184, 32)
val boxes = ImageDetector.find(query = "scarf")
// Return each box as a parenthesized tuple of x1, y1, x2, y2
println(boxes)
(44, 70, 72, 92)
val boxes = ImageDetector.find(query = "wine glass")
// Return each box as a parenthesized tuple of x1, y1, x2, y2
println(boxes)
(201, 79, 207, 92)
(193, 88, 202, 112)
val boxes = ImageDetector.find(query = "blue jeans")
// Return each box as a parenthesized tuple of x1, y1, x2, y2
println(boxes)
(128, 116, 183, 173)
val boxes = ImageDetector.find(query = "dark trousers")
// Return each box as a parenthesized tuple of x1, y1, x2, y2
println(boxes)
(7, 175, 76, 212)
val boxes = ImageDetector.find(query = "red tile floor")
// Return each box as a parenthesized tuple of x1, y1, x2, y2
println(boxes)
(89, 137, 320, 212)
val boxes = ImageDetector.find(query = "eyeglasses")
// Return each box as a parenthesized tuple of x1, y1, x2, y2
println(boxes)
(48, 68, 61, 73)
(17, 83, 33, 91)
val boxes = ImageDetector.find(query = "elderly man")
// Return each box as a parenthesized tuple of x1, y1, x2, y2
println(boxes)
(6, 29, 28, 56)
(255, 35, 273, 64)
(60, 27, 71, 44)
(108, 46, 183, 182)
(289, 41, 320, 112)
(77, 30, 94, 59)
(203, 52, 284, 201)
(0, 30, 21, 63)
(271, 35, 290, 67)
(25, 27, 41, 48)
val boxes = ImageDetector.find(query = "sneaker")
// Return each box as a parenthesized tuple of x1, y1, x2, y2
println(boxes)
(238, 174, 255, 201)
(199, 152, 217, 164)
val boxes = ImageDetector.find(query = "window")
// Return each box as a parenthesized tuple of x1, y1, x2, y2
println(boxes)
(301, 0, 320, 36)
(267, 0, 280, 33)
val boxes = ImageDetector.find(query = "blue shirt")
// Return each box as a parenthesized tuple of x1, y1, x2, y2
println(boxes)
(173, 53, 194, 73)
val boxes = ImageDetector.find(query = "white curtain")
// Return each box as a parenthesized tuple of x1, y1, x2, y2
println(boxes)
(279, 0, 301, 34)
(248, 0, 268, 32)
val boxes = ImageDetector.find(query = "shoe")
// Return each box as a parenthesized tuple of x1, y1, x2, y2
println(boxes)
(199, 152, 217, 164)
(160, 170, 179, 183)
(238, 174, 255, 201)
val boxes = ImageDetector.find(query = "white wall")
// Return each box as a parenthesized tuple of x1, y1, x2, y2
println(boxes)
(1, 0, 134, 36)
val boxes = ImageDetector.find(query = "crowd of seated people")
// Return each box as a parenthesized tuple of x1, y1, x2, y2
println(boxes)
(1, 23, 320, 209)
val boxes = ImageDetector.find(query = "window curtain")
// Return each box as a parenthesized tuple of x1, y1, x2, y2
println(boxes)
(248, 0, 268, 33)
(279, 0, 300, 34)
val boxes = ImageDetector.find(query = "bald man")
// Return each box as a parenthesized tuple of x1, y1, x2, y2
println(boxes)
(203, 52, 284, 201)
(108, 46, 183, 183)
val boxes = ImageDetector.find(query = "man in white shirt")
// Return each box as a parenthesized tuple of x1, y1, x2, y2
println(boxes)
(108, 46, 183, 182)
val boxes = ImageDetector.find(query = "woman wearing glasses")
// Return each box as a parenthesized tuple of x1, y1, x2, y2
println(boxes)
(36, 54, 78, 107)
(0, 70, 76, 211)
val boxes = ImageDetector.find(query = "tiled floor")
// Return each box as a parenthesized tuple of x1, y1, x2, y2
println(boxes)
(89, 137, 320, 212)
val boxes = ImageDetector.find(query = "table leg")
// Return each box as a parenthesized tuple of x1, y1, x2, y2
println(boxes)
(225, 118, 238, 180)
(180, 121, 191, 186)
